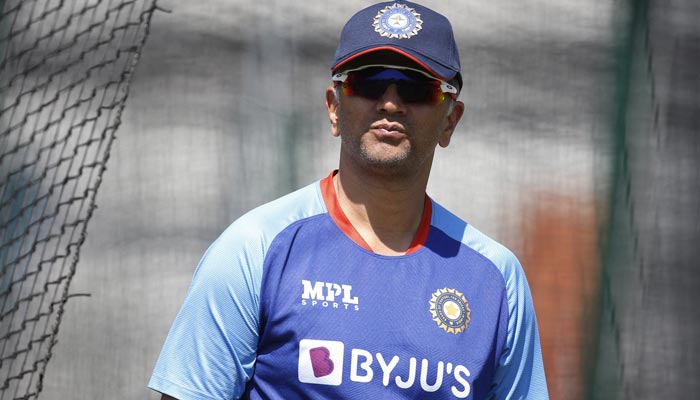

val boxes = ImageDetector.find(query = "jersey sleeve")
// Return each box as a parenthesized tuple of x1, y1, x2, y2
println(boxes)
(148, 220, 266, 400)
(489, 252, 549, 399)
(431, 201, 549, 399)
(148, 180, 326, 400)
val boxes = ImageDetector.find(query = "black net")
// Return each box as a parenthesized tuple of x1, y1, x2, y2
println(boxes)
(0, 0, 157, 398)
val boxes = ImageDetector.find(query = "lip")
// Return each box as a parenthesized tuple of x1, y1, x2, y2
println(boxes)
(371, 121, 406, 137)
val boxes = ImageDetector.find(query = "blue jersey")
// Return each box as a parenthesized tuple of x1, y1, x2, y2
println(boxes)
(149, 172, 548, 399)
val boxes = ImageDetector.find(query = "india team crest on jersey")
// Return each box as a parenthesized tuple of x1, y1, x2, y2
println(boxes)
(429, 288, 471, 334)
(373, 3, 423, 39)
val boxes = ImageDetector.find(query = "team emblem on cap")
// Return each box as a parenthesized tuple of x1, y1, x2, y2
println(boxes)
(429, 288, 471, 334)
(373, 3, 423, 39)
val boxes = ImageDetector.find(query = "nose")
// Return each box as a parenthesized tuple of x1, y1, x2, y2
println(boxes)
(376, 83, 406, 114)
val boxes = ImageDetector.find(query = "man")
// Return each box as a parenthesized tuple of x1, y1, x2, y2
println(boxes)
(149, 1, 548, 399)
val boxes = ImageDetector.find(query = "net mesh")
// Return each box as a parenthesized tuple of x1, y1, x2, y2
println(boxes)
(590, 0, 700, 398)
(0, 0, 157, 398)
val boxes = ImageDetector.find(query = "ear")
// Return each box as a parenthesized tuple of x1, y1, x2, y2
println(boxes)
(325, 86, 340, 137)
(438, 100, 465, 148)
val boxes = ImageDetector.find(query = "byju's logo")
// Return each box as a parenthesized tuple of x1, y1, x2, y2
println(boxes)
(298, 339, 344, 386)
(298, 339, 474, 398)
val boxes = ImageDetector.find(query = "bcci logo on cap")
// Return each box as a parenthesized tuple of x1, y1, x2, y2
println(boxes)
(429, 288, 471, 334)
(373, 3, 423, 39)
(298, 339, 345, 386)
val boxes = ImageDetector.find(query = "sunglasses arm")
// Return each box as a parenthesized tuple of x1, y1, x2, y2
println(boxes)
(332, 72, 349, 84)
(440, 81, 458, 95)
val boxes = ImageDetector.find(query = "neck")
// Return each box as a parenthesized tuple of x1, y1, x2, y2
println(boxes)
(333, 166, 430, 256)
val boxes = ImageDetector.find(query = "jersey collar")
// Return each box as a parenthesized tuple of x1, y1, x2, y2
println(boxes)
(320, 170, 431, 255)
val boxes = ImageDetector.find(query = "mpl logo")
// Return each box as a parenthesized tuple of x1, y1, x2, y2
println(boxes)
(301, 280, 360, 311)
(298, 339, 344, 386)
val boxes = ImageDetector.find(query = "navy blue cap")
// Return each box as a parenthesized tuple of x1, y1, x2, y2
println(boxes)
(332, 2, 462, 89)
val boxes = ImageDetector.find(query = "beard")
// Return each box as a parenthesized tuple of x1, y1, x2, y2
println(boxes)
(359, 140, 410, 168)
(339, 128, 425, 179)
(334, 105, 437, 179)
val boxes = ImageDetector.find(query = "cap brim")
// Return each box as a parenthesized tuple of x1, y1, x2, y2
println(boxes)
(332, 48, 461, 89)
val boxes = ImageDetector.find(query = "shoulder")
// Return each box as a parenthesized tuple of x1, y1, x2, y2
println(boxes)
(430, 199, 522, 283)
(430, 199, 532, 327)
(191, 180, 327, 283)
(216, 180, 326, 251)
(149, 183, 328, 400)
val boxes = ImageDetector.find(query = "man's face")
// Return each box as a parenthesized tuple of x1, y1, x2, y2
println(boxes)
(326, 68, 464, 178)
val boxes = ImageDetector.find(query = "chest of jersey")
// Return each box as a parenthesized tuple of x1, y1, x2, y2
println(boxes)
(247, 214, 508, 399)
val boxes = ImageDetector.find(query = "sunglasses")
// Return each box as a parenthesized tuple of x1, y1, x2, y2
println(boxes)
(332, 67, 458, 105)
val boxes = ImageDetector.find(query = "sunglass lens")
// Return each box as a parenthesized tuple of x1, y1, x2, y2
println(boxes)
(397, 83, 442, 104)
(353, 80, 391, 99)
(341, 71, 445, 104)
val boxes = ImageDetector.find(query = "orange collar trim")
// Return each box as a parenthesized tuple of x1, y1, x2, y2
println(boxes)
(320, 170, 431, 255)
